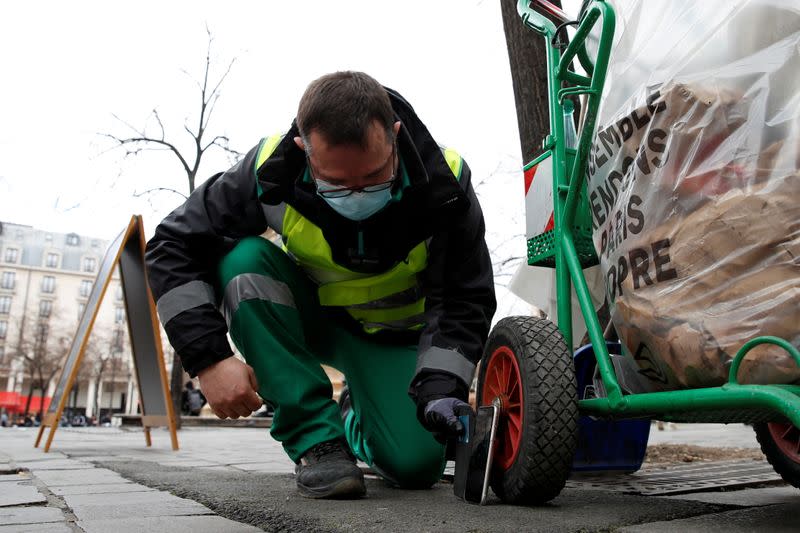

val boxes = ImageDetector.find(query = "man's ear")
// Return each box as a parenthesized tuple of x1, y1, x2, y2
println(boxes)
(293, 136, 305, 151)
(393, 121, 401, 137)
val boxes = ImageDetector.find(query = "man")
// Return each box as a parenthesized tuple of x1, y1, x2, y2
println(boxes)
(181, 381, 207, 416)
(146, 71, 496, 498)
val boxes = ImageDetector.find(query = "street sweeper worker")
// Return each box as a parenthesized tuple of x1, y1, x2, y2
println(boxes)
(145, 71, 496, 498)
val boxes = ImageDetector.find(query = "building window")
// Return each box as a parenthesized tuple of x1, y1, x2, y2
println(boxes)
(3, 248, 18, 263)
(83, 257, 97, 273)
(77, 302, 86, 320)
(0, 345, 4, 360)
(45, 233, 53, 242)
(1, 272, 15, 290)
(0, 296, 10, 314)
(113, 328, 125, 352)
(79, 280, 92, 297)
(66, 233, 80, 246)
(35, 322, 48, 345)
(41, 275, 56, 294)
(39, 300, 53, 318)
(45, 252, 59, 268)
(115, 285, 123, 301)
(0, 321, 7, 339)
(114, 307, 125, 324)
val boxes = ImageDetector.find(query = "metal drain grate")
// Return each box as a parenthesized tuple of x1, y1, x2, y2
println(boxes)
(0, 468, 29, 477)
(566, 460, 784, 496)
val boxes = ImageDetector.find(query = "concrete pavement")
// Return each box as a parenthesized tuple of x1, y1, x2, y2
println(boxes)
(646, 422, 761, 448)
(0, 423, 798, 532)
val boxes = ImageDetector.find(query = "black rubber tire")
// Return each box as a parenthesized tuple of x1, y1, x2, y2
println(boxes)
(753, 423, 800, 489)
(477, 316, 579, 505)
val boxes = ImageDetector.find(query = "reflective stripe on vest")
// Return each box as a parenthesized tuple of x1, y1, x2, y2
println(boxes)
(281, 205, 428, 331)
(361, 315, 427, 334)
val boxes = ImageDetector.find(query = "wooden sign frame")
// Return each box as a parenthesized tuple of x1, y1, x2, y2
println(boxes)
(35, 215, 179, 451)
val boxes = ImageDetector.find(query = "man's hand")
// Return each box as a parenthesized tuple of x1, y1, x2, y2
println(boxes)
(197, 357, 262, 419)
(422, 397, 471, 444)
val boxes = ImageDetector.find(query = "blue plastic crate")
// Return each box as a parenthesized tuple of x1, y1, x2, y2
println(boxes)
(572, 343, 651, 472)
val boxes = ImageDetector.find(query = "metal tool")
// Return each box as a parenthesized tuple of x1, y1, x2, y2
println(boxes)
(453, 400, 501, 505)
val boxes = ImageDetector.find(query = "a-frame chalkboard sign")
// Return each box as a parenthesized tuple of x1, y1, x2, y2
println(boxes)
(35, 215, 179, 452)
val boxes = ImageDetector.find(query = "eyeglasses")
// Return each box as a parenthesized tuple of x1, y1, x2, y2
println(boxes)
(308, 142, 397, 199)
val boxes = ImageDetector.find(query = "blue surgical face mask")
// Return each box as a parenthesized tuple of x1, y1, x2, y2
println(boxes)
(318, 187, 392, 221)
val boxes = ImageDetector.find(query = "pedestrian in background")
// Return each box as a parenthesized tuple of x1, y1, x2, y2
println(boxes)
(182, 381, 207, 416)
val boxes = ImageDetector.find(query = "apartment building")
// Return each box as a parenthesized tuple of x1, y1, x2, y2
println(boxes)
(0, 220, 151, 420)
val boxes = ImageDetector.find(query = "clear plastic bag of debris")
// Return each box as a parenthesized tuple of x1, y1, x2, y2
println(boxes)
(587, 0, 800, 389)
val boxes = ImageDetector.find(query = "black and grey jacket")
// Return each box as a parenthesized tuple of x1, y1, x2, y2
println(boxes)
(145, 88, 496, 399)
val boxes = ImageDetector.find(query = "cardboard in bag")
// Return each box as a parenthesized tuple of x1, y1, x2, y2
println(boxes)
(612, 172, 800, 389)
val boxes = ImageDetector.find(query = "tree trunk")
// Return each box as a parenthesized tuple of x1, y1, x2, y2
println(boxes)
(37, 369, 46, 420)
(93, 382, 100, 420)
(23, 378, 35, 417)
(500, 0, 562, 164)
(41, 369, 57, 419)
(69, 383, 76, 416)
(38, 389, 46, 419)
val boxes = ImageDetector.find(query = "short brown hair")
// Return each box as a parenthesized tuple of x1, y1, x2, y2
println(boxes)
(296, 71, 394, 151)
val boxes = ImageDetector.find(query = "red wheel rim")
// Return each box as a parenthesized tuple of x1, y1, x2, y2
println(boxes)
(768, 422, 800, 463)
(481, 346, 523, 470)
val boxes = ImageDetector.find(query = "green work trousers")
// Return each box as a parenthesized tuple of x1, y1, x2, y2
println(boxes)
(217, 236, 445, 488)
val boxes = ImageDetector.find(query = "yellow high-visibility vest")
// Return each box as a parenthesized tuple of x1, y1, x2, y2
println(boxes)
(255, 133, 462, 333)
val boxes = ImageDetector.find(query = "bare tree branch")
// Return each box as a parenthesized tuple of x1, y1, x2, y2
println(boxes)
(496, 256, 524, 267)
(204, 58, 236, 131)
(152, 108, 167, 139)
(100, 129, 193, 178)
(201, 135, 243, 159)
(132, 187, 189, 200)
(489, 233, 525, 255)
(201, 134, 228, 153)
(100, 27, 242, 196)
(180, 67, 204, 91)
(110, 113, 148, 138)
(9, 313, 72, 418)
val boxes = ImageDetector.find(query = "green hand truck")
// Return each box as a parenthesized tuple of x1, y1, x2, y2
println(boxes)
(475, 0, 800, 505)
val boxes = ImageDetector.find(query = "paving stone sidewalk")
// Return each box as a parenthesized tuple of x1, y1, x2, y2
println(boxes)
(1, 423, 798, 532)
(1, 425, 277, 532)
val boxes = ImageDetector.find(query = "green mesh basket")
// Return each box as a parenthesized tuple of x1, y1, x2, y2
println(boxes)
(525, 149, 599, 268)
(528, 225, 597, 268)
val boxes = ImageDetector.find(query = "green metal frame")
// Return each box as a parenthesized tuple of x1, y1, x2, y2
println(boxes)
(517, 0, 800, 428)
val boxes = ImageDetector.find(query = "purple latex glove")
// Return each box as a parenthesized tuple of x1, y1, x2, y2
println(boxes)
(423, 397, 471, 444)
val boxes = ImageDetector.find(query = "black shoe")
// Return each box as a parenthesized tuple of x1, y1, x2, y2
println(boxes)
(295, 439, 366, 499)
